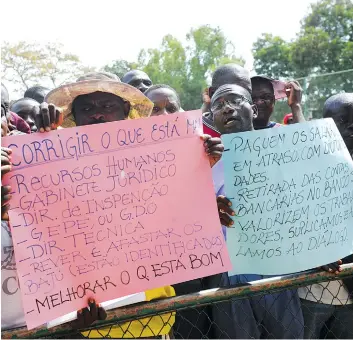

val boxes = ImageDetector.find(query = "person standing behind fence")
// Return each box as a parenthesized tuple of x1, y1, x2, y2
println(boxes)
(145, 84, 181, 116)
(24, 85, 50, 104)
(30, 73, 176, 338)
(1, 84, 31, 135)
(10, 98, 40, 133)
(299, 93, 353, 339)
(122, 70, 153, 94)
(202, 64, 252, 138)
(27, 72, 223, 337)
(210, 81, 305, 339)
(189, 65, 304, 338)
(251, 75, 305, 129)
(23, 85, 50, 104)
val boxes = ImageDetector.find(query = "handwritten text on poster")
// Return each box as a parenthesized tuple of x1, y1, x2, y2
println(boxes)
(222, 119, 353, 275)
(3, 110, 231, 329)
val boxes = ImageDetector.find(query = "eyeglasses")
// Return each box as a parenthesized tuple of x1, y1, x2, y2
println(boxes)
(211, 95, 252, 114)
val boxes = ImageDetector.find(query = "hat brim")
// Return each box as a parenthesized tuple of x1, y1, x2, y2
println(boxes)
(251, 75, 274, 82)
(45, 80, 153, 128)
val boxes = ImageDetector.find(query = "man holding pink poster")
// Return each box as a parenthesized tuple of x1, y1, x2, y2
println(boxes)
(1, 73, 229, 332)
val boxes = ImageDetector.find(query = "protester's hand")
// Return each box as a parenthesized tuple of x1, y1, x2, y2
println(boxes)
(1, 147, 12, 220)
(70, 299, 107, 330)
(285, 81, 302, 107)
(201, 134, 224, 167)
(217, 195, 235, 227)
(35, 103, 63, 132)
(321, 260, 342, 275)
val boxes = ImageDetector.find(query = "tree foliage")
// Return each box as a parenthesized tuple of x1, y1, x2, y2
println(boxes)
(2, 42, 91, 93)
(182, 26, 244, 110)
(252, 34, 293, 79)
(138, 34, 187, 100)
(252, 0, 353, 119)
(39, 43, 90, 87)
(105, 25, 244, 110)
(103, 60, 138, 79)
(1, 41, 45, 91)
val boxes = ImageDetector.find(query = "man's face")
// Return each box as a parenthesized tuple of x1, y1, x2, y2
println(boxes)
(11, 99, 39, 133)
(72, 91, 127, 126)
(325, 104, 353, 155)
(252, 80, 275, 126)
(212, 91, 256, 134)
(124, 71, 152, 93)
(146, 88, 180, 116)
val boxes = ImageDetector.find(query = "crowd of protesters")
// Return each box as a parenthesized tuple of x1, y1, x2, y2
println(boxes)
(1, 64, 353, 339)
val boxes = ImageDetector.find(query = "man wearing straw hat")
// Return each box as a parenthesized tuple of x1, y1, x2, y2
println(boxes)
(40, 72, 153, 130)
(1, 73, 157, 334)
(17, 72, 224, 337)
(21, 73, 172, 336)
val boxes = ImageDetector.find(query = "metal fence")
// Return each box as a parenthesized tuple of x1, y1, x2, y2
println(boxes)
(2, 264, 353, 339)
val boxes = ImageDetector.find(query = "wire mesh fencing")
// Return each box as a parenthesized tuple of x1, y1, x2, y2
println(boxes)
(2, 263, 353, 339)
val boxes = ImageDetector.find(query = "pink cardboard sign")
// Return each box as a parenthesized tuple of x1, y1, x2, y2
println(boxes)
(2, 110, 231, 330)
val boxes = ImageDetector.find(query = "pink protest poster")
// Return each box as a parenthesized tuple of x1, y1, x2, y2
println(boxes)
(2, 110, 231, 330)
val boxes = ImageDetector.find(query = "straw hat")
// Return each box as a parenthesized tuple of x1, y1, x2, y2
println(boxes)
(45, 79, 153, 128)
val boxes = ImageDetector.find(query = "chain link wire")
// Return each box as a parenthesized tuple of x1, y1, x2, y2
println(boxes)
(3, 266, 352, 339)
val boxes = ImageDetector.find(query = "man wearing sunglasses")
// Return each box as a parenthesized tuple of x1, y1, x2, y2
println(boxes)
(251, 75, 305, 129)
